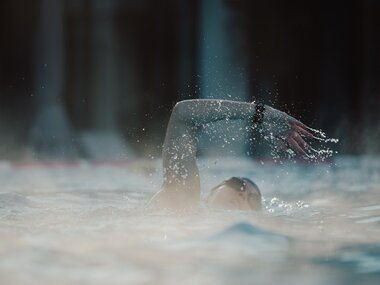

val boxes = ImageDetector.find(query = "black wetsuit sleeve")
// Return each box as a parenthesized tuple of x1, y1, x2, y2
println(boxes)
(162, 99, 256, 203)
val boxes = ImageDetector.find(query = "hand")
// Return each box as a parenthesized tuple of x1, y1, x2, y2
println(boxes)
(260, 106, 316, 157)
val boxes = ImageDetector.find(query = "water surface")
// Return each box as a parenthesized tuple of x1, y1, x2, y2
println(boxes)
(0, 156, 379, 285)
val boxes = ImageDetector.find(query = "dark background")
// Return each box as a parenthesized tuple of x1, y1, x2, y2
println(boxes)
(0, 0, 379, 160)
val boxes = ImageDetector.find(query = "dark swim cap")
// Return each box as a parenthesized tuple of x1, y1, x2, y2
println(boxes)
(241, 177, 261, 196)
(208, 177, 262, 210)
(221, 177, 261, 197)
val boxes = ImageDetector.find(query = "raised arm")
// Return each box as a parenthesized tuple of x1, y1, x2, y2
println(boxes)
(168, 99, 256, 127)
(150, 99, 315, 209)
(151, 99, 256, 208)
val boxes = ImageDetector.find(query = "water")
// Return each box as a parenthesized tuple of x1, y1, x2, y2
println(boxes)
(0, 156, 380, 285)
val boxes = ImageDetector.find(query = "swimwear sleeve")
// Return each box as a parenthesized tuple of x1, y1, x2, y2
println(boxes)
(162, 99, 256, 203)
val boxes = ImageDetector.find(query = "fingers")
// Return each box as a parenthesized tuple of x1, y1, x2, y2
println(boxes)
(274, 132, 308, 156)
(288, 137, 307, 156)
(293, 123, 326, 141)
(292, 131, 323, 158)
(293, 132, 309, 149)
(273, 119, 328, 158)
(294, 125, 314, 138)
(294, 120, 310, 129)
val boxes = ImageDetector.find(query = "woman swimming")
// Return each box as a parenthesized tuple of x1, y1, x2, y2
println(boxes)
(150, 99, 316, 210)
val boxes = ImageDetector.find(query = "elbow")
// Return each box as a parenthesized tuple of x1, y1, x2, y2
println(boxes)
(170, 100, 197, 126)
(173, 100, 190, 113)
(168, 101, 185, 124)
(171, 102, 182, 119)
(172, 100, 191, 119)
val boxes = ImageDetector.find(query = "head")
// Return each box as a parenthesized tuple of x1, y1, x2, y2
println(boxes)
(205, 177, 261, 211)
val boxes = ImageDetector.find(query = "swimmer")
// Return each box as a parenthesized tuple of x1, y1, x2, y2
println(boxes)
(150, 99, 316, 210)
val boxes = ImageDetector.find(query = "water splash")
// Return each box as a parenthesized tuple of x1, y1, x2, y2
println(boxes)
(303, 127, 339, 161)
(260, 125, 339, 163)
(263, 197, 314, 218)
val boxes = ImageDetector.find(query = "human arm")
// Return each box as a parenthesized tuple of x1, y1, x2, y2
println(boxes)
(149, 99, 257, 208)
(149, 99, 314, 208)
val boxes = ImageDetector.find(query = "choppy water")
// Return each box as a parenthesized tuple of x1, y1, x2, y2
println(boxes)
(0, 156, 380, 285)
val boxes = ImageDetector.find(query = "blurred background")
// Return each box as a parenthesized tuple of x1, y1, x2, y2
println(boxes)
(0, 0, 379, 160)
